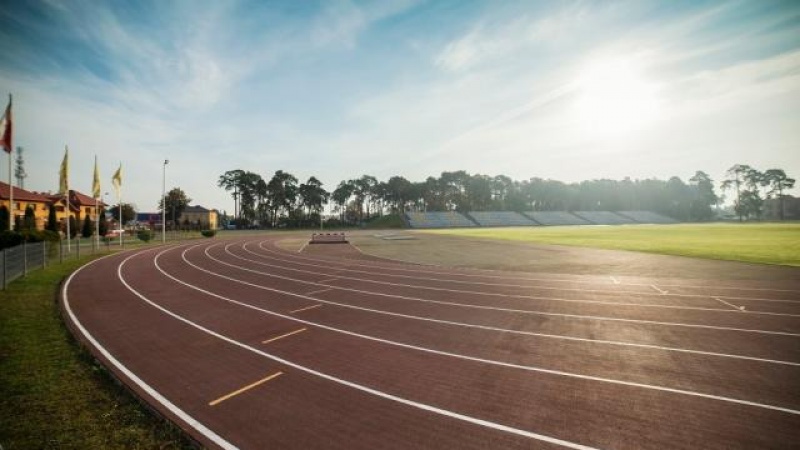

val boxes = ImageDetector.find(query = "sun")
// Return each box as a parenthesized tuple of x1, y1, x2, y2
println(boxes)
(574, 58, 659, 138)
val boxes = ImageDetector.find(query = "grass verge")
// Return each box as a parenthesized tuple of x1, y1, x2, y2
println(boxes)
(0, 255, 194, 449)
(425, 222, 800, 266)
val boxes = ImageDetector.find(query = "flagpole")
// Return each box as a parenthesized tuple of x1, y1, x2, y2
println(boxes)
(7, 148, 12, 231)
(65, 193, 70, 252)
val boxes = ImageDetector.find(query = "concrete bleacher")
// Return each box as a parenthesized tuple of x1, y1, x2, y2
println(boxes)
(523, 211, 591, 226)
(616, 211, 677, 224)
(406, 211, 477, 228)
(467, 211, 537, 227)
(573, 211, 635, 225)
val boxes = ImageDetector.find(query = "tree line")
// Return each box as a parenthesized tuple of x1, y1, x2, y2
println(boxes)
(217, 165, 794, 227)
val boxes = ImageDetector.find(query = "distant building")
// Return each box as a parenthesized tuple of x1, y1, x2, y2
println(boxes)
(0, 181, 52, 229)
(0, 182, 104, 231)
(182, 205, 219, 230)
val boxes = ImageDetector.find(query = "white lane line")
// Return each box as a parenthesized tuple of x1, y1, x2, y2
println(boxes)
(193, 244, 800, 365)
(716, 298, 746, 312)
(318, 278, 339, 284)
(235, 245, 800, 318)
(610, 277, 620, 285)
(251, 242, 799, 305)
(124, 251, 603, 450)
(259, 240, 800, 296)
(650, 285, 668, 295)
(151, 245, 800, 415)
(306, 288, 333, 297)
(290, 304, 323, 314)
(223, 245, 800, 330)
(62, 253, 239, 450)
(297, 242, 308, 254)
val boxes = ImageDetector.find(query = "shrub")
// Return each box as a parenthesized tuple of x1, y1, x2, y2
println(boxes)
(200, 230, 216, 238)
(137, 230, 153, 242)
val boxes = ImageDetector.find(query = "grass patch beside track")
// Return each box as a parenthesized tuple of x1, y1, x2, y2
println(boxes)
(424, 222, 800, 266)
(0, 256, 193, 449)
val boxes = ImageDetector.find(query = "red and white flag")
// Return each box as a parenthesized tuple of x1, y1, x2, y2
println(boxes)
(0, 95, 11, 153)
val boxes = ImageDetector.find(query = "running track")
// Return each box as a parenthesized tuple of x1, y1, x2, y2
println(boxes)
(60, 236, 800, 449)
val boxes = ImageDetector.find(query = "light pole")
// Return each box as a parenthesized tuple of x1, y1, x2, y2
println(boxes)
(162, 159, 169, 244)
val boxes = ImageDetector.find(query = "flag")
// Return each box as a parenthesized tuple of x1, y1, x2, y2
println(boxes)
(111, 164, 122, 199)
(0, 94, 11, 153)
(59, 146, 69, 195)
(92, 155, 101, 198)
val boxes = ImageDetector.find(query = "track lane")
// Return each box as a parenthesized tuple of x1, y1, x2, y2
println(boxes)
(148, 243, 800, 449)
(243, 242, 800, 320)
(190, 243, 800, 364)
(162, 242, 800, 411)
(67, 246, 565, 450)
(265, 239, 800, 300)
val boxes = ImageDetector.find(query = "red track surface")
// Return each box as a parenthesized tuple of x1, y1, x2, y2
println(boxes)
(60, 237, 800, 449)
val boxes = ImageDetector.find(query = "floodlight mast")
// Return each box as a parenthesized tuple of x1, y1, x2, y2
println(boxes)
(162, 159, 169, 244)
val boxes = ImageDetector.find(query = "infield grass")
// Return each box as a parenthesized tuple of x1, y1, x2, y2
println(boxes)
(425, 222, 800, 266)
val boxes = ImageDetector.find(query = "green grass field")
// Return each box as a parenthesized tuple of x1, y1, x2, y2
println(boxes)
(425, 223, 800, 266)
(0, 256, 193, 449)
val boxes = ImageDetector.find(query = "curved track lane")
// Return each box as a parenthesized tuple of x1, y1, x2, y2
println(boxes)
(62, 237, 800, 449)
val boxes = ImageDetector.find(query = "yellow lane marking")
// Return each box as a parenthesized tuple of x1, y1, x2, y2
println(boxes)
(208, 371, 283, 406)
(290, 304, 322, 314)
(262, 327, 308, 344)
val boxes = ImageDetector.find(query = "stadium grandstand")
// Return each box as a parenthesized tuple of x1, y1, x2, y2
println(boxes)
(405, 211, 477, 228)
(523, 211, 591, 226)
(572, 211, 636, 225)
(616, 211, 677, 224)
(467, 211, 537, 227)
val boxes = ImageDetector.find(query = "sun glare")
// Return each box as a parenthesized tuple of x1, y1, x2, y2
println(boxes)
(574, 58, 659, 138)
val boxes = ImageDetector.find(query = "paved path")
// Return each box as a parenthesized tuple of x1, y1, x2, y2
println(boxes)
(60, 236, 800, 449)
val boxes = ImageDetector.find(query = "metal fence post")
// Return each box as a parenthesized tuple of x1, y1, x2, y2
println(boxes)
(2, 249, 6, 290)
(43, 241, 47, 269)
(22, 240, 27, 277)
(77, 237, 80, 258)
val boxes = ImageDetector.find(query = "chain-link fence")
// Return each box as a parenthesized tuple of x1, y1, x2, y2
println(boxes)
(0, 231, 202, 290)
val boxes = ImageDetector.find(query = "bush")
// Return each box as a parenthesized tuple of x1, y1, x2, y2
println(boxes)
(0, 231, 24, 250)
(200, 229, 216, 238)
(137, 230, 153, 242)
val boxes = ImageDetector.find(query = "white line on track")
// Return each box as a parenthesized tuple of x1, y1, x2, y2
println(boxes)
(610, 277, 620, 285)
(62, 253, 239, 450)
(121, 249, 603, 450)
(188, 243, 800, 365)
(264, 239, 800, 295)
(651, 285, 669, 295)
(305, 288, 333, 297)
(254, 241, 800, 305)
(716, 298, 746, 312)
(149, 245, 800, 415)
(223, 244, 800, 328)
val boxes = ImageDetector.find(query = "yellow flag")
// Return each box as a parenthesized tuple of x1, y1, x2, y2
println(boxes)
(111, 164, 122, 199)
(92, 155, 101, 199)
(58, 146, 69, 195)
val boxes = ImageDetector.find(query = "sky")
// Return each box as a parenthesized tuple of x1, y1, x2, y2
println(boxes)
(1, 0, 799, 213)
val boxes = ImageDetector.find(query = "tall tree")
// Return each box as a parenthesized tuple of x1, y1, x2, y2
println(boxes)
(331, 180, 355, 223)
(109, 203, 136, 225)
(217, 170, 246, 223)
(23, 205, 36, 231)
(762, 169, 796, 220)
(299, 176, 330, 223)
(721, 164, 752, 221)
(46, 205, 58, 232)
(688, 171, 717, 221)
(265, 170, 298, 227)
(81, 215, 93, 238)
(159, 188, 192, 227)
